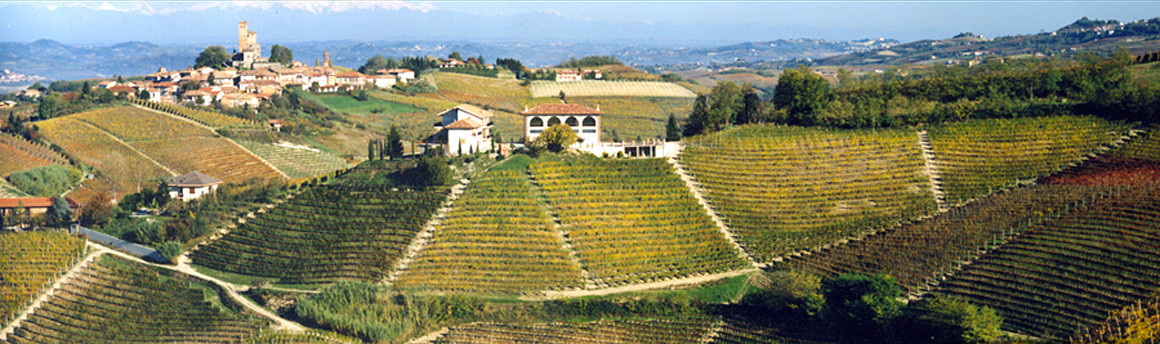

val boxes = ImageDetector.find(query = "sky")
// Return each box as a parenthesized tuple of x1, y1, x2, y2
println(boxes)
(0, 1, 1156, 46)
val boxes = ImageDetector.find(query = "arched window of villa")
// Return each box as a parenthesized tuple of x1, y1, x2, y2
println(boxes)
(547, 117, 561, 126)
(582, 116, 596, 127)
(530, 117, 543, 127)
(565, 117, 579, 127)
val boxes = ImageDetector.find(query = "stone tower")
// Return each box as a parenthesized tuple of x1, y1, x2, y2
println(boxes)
(323, 51, 332, 68)
(237, 21, 260, 59)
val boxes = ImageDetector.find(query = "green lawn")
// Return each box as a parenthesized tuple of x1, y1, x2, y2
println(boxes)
(317, 94, 423, 115)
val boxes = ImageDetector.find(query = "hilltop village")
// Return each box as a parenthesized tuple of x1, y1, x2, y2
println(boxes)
(2, 16, 1160, 344)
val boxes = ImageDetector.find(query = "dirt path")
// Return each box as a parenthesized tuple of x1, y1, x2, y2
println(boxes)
(75, 119, 178, 176)
(131, 104, 290, 180)
(666, 143, 762, 268)
(406, 327, 449, 344)
(0, 248, 102, 341)
(524, 268, 758, 301)
(93, 243, 306, 333)
(383, 179, 470, 285)
(916, 130, 949, 212)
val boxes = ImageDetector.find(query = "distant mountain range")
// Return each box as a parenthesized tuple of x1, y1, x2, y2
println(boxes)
(3, 17, 1159, 82)
(815, 17, 1160, 66)
(0, 38, 898, 81)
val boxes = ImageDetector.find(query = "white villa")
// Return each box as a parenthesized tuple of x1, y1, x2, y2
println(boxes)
(167, 172, 224, 202)
(522, 104, 601, 144)
(429, 105, 494, 156)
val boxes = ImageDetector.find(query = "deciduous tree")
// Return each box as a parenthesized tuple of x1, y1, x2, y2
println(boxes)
(194, 46, 230, 69)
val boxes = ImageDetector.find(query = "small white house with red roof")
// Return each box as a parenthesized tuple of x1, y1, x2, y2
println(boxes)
(555, 69, 582, 82)
(429, 105, 493, 156)
(167, 172, 223, 202)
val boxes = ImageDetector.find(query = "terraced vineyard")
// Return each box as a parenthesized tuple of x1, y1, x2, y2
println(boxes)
(433, 72, 530, 113)
(568, 97, 694, 141)
(5, 255, 260, 343)
(784, 184, 1104, 293)
(0, 231, 86, 327)
(927, 115, 1125, 205)
(1114, 127, 1160, 161)
(1073, 298, 1160, 344)
(0, 132, 69, 177)
(397, 169, 584, 294)
(530, 158, 748, 287)
(529, 80, 695, 98)
(244, 330, 357, 344)
(680, 125, 937, 262)
(236, 141, 351, 179)
(192, 184, 449, 284)
(935, 185, 1160, 338)
(133, 137, 284, 182)
(37, 117, 172, 203)
(436, 317, 717, 344)
(131, 98, 259, 129)
(54, 107, 284, 185)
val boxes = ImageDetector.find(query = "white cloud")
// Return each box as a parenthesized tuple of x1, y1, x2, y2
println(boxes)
(542, 9, 561, 17)
(279, 1, 436, 14)
(22, 0, 435, 15)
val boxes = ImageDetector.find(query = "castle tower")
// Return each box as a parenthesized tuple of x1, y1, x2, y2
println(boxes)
(237, 21, 260, 59)
(238, 21, 248, 53)
(323, 51, 331, 68)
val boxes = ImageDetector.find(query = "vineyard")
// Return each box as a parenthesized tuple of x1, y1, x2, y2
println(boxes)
(244, 330, 357, 344)
(434, 317, 819, 344)
(0, 231, 86, 327)
(926, 115, 1125, 205)
(1039, 155, 1160, 187)
(530, 158, 749, 287)
(396, 169, 584, 294)
(567, 97, 694, 141)
(236, 141, 352, 179)
(4, 255, 261, 343)
(0, 132, 69, 177)
(61, 107, 285, 184)
(529, 80, 695, 98)
(1073, 298, 1160, 344)
(435, 317, 716, 344)
(191, 184, 449, 284)
(1114, 127, 1160, 161)
(935, 185, 1160, 337)
(36, 117, 172, 203)
(782, 184, 1104, 293)
(131, 98, 260, 129)
(133, 137, 284, 183)
(680, 125, 937, 262)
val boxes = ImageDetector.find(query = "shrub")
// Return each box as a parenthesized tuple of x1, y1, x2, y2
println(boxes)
(157, 241, 184, 263)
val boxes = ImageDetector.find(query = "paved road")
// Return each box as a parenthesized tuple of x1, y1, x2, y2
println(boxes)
(78, 227, 165, 263)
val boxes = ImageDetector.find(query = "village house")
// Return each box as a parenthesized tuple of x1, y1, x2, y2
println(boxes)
(221, 92, 259, 108)
(0, 197, 78, 218)
(267, 119, 283, 132)
(367, 74, 397, 89)
(97, 80, 117, 88)
(19, 89, 40, 100)
(522, 103, 601, 144)
(167, 172, 224, 202)
(335, 71, 367, 89)
(555, 69, 582, 82)
(439, 59, 467, 69)
(0, 100, 16, 109)
(429, 105, 494, 156)
(583, 69, 603, 79)
(108, 85, 136, 97)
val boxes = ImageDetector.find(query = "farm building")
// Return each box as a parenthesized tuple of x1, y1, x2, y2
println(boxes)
(522, 103, 601, 144)
(555, 69, 582, 82)
(0, 197, 78, 218)
(167, 172, 224, 202)
(429, 105, 494, 156)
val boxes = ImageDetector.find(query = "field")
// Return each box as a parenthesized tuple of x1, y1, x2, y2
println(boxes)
(0, 231, 86, 327)
(530, 80, 696, 98)
(1114, 126, 1160, 161)
(935, 185, 1160, 337)
(530, 158, 749, 287)
(680, 125, 937, 262)
(434, 317, 812, 344)
(317, 94, 424, 115)
(784, 184, 1104, 293)
(396, 169, 584, 294)
(36, 117, 172, 203)
(191, 180, 449, 284)
(0, 132, 69, 177)
(927, 115, 1125, 205)
(236, 141, 352, 179)
(4, 254, 261, 343)
(568, 97, 693, 141)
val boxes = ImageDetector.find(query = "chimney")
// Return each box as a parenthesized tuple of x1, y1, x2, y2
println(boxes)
(596, 104, 600, 112)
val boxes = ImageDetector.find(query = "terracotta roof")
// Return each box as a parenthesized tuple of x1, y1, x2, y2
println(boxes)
(166, 171, 223, 187)
(521, 104, 601, 116)
(336, 71, 366, 78)
(444, 117, 484, 130)
(0, 197, 77, 209)
(108, 85, 136, 94)
(438, 105, 492, 120)
(268, 119, 284, 125)
(385, 69, 413, 74)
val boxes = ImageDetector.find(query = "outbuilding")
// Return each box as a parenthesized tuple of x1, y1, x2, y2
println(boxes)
(167, 172, 224, 202)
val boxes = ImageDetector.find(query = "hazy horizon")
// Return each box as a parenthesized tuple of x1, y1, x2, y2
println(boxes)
(0, 1, 1155, 47)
